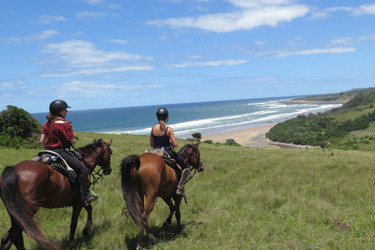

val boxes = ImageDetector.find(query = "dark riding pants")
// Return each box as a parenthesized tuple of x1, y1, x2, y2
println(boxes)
(165, 148, 191, 170)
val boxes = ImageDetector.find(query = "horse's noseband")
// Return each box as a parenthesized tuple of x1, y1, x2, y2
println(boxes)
(191, 146, 203, 172)
(102, 144, 112, 175)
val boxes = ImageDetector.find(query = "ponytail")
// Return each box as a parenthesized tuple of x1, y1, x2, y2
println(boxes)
(159, 119, 167, 131)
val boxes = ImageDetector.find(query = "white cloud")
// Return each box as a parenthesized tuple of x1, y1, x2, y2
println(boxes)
(36, 15, 69, 24)
(254, 40, 267, 46)
(1, 82, 13, 87)
(309, 4, 375, 19)
(308, 7, 353, 20)
(41, 40, 149, 68)
(171, 59, 247, 68)
(259, 47, 357, 58)
(44, 81, 165, 97)
(0, 30, 59, 43)
(26, 30, 60, 42)
(186, 54, 202, 59)
(148, 4, 309, 32)
(110, 39, 129, 44)
(159, 0, 182, 3)
(228, 0, 291, 8)
(75, 11, 117, 20)
(331, 35, 375, 46)
(352, 4, 375, 16)
(43, 65, 154, 77)
(82, 0, 105, 5)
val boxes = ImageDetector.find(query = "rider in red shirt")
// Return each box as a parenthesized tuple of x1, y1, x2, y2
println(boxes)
(40, 100, 97, 207)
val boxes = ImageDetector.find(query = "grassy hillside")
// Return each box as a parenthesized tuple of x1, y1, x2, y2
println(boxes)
(2, 132, 375, 249)
(289, 88, 375, 103)
(267, 88, 375, 149)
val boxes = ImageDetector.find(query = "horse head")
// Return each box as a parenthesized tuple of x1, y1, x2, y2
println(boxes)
(77, 139, 113, 175)
(97, 139, 113, 175)
(179, 142, 204, 172)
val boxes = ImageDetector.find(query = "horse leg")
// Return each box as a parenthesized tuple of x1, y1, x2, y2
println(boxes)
(174, 197, 183, 234)
(11, 226, 25, 250)
(82, 204, 93, 237)
(162, 198, 175, 231)
(1, 220, 25, 250)
(1, 232, 11, 250)
(142, 195, 157, 245)
(68, 204, 83, 248)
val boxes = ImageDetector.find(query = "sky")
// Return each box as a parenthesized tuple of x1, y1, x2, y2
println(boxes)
(1, 0, 375, 113)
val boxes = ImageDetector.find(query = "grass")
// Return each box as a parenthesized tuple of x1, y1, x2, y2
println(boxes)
(2, 132, 375, 249)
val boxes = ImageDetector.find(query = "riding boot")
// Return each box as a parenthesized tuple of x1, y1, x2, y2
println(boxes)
(176, 168, 191, 197)
(78, 174, 98, 207)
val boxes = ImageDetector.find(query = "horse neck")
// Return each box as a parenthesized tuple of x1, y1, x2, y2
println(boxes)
(79, 148, 102, 173)
(179, 145, 195, 165)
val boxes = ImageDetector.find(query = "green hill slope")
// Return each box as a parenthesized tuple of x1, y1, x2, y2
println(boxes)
(2, 132, 375, 249)
(267, 88, 375, 149)
(287, 88, 375, 104)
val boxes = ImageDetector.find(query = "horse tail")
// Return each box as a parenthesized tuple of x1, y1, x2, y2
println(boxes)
(1, 166, 60, 250)
(120, 155, 144, 229)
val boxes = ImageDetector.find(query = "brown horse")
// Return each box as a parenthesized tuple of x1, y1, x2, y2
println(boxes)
(120, 143, 204, 249)
(0, 139, 113, 250)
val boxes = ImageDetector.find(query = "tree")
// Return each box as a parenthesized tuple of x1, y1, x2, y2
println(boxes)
(191, 132, 202, 142)
(0, 105, 42, 148)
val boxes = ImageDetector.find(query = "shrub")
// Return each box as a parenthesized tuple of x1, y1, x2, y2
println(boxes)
(191, 132, 202, 141)
(0, 105, 42, 148)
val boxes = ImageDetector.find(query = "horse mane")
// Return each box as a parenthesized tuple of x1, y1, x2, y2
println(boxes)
(77, 139, 106, 153)
(178, 143, 198, 158)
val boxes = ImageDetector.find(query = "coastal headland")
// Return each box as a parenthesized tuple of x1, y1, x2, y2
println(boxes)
(201, 98, 348, 149)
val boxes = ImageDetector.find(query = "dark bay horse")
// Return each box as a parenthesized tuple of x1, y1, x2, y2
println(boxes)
(120, 143, 204, 250)
(0, 139, 113, 250)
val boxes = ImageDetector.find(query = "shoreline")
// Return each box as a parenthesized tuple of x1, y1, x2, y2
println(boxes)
(201, 124, 316, 149)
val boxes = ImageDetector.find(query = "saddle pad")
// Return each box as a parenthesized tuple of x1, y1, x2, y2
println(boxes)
(149, 148, 165, 157)
(33, 150, 77, 183)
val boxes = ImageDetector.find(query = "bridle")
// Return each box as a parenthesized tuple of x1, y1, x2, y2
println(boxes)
(186, 145, 203, 182)
(83, 142, 112, 187)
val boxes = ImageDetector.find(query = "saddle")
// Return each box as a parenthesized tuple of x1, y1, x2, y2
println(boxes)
(32, 150, 79, 183)
(147, 148, 182, 179)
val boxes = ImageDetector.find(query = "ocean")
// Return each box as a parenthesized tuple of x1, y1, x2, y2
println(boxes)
(32, 96, 342, 139)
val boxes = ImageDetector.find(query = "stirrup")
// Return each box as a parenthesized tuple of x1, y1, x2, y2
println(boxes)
(176, 187, 185, 197)
(83, 191, 99, 207)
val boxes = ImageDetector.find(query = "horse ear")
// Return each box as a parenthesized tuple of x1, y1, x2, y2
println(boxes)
(107, 139, 113, 145)
(196, 142, 200, 147)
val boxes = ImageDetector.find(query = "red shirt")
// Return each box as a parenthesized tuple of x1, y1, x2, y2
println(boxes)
(42, 121, 75, 148)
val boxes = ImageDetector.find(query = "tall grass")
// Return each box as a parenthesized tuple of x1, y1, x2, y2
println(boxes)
(1, 132, 375, 249)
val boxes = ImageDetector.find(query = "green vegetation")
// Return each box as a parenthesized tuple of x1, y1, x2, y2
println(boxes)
(2, 132, 375, 249)
(290, 87, 375, 103)
(0, 105, 42, 149)
(191, 132, 202, 142)
(266, 88, 375, 149)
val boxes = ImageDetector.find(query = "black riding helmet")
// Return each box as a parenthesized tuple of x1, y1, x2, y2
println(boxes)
(49, 100, 71, 114)
(156, 107, 168, 121)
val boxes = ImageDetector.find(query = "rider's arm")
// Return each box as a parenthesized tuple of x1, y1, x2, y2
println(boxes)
(168, 127, 178, 148)
(40, 133, 46, 148)
(150, 131, 155, 148)
(150, 128, 155, 148)
(70, 137, 77, 145)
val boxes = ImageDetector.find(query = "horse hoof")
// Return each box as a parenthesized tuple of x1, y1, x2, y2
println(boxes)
(136, 243, 143, 250)
(162, 222, 169, 231)
(82, 227, 91, 237)
(68, 241, 75, 249)
(148, 234, 157, 245)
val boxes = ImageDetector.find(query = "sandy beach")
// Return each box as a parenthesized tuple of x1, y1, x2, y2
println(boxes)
(201, 124, 312, 149)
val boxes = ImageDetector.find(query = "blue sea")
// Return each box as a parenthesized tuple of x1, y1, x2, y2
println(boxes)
(32, 96, 342, 139)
